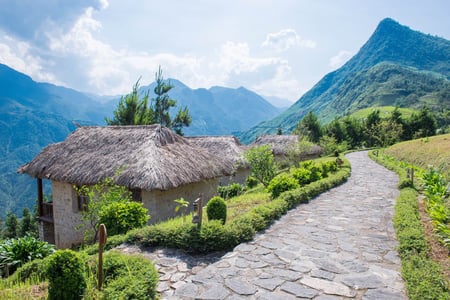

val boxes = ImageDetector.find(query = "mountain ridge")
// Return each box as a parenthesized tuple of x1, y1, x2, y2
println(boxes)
(238, 18, 450, 143)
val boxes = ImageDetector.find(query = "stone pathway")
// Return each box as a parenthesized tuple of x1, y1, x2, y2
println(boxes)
(119, 151, 407, 299)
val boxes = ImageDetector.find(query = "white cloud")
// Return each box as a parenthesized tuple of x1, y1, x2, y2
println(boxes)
(262, 29, 316, 52)
(329, 50, 353, 69)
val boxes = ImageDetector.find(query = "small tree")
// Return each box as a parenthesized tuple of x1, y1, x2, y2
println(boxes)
(76, 177, 132, 243)
(19, 208, 38, 238)
(294, 111, 322, 143)
(244, 145, 276, 187)
(2, 212, 19, 239)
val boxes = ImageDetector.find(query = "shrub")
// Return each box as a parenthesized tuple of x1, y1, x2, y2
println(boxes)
(206, 196, 227, 224)
(99, 201, 149, 236)
(90, 251, 158, 300)
(292, 167, 312, 185)
(6, 258, 47, 283)
(47, 249, 87, 300)
(244, 145, 276, 186)
(217, 183, 245, 199)
(246, 176, 259, 188)
(266, 173, 299, 198)
(0, 235, 55, 276)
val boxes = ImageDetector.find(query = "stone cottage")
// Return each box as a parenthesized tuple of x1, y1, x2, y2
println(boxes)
(18, 125, 235, 248)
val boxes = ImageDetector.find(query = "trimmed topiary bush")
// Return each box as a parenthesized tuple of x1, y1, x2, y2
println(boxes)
(206, 196, 227, 224)
(266, 173, 299, 198)
(47, 249, 87, 300)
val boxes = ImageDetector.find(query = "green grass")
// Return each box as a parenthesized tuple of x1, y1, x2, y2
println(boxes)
(369, 150, 449, 299)
(350, 106, 416, 120)
(385, 133, 450, 178)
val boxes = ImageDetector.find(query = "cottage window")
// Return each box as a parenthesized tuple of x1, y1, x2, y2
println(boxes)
(77, 190, 89, 211)
(130, 188, 142, 202)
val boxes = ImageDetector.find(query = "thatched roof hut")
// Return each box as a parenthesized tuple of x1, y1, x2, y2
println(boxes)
(187, 136, 248, 168)
(250, 134, 323, 158)
(18, 125, 234, 191)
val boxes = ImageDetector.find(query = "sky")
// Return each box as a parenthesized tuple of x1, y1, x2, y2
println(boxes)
(0, 0, 449, 102)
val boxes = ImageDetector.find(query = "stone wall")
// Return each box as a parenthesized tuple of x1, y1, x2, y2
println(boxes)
(142, 178, 219, 224)
(52, 181, 85, 249)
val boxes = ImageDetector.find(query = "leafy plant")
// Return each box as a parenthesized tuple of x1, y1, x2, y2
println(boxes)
(99, 201, 149, 236)
(244, 145, 276, 187)
(266, 173, 299, 198)
(245, 176, 259, 188)
(206, 196, 227, 224)
(217, 183, 245, 199)
(174, 198, 190, 222)
(0, 235, 55, 276)
(47, 249, 87, 300)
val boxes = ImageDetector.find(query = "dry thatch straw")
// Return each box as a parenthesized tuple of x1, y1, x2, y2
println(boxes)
(18, 125, 234, 190)
(250, 135, 299, 156)
(250, 134, 323, 158)
(187, 136, 249, 168)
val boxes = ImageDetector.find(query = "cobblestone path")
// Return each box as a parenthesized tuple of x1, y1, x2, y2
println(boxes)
(120, 151, 407, 299)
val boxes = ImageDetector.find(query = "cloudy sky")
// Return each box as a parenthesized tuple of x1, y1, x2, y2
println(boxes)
(0, 0, 449, 102)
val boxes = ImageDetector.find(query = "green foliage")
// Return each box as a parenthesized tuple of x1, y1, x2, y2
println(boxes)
(244, 145, 276, 187)
(89, 251, 158, 300)
(19, 208, 37, 238)
(174, 197, 190, 222)
(47, 249, 87, 300)
(105, 79, 153, 125)
(0, 235, 55, 276)
(286, 137, 317, 167)
(245, 176, 259, 188)
(292, 167, 312, 185)
(206, 196, 227, 224)
(2, 211, 19, 239)
(76, 176, 133, 243)
(266, 173, 299, 199)
(294, 111, 322, 143)
(99, 201, 149, 236)
(5, 258, 47, 283)
(105, 66, 191, 134)
(370, 150, 449, 299)
(217, 183, 245, 199)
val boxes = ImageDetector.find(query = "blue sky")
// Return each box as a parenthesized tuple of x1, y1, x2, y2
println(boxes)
(0, 0, 449, 101)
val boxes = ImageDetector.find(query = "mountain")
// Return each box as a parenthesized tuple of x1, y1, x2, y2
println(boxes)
(0, 65, 280, 217)
(263, 96, 293, 109)
(239, 18, 450, 143)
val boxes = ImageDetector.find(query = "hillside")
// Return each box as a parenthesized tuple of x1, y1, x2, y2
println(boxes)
(239, 18, 450, 143)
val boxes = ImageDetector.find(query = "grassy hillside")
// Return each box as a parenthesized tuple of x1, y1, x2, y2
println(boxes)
(349, 106, 416, 120)
(385, 133, 450, 178)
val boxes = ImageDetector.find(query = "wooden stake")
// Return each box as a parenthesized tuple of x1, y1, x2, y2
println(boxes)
(98, 224, 107, 291)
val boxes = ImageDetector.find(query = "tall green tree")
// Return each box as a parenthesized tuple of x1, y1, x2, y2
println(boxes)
(151, 66, 191, 135)
(2, 212, 18, 239)
(105, 79, 153, 125)
(106, 66, 192, 134)
(19, 208, 37, 237)
(295, 111, 322, 143)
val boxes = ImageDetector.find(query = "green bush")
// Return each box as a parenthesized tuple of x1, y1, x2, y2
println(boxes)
(246, 176, 259, 188)
(292, 168, 312, 185)
(90, 251, 158, 300)
(0, 235, 55, 276)
(266, 173, 299, 198)
(99, 201, 149, 236)
(5, 257, 47, 283)
(206, 196, 227, 224)
(217, 183, 245, 199)
(47, 249, 87, 300)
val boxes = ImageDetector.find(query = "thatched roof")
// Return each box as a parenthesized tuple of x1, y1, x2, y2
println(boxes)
(187, 136, 248, 168)
(251, 135, 298, 156)
(18, 125, 234, 191)
(250, 134, 323, 157)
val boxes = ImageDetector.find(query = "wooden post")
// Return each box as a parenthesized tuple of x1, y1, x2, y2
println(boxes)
(411, 168, 414, 185)
(198, 194, 203, 229)
(98, 224, 107, 291)
(37, 178, 43, 217)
